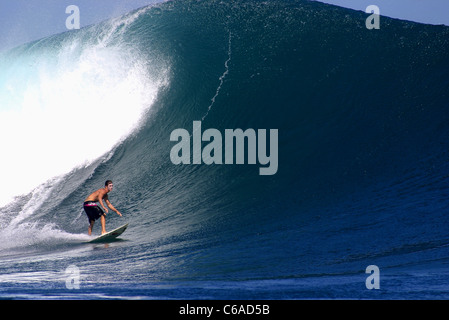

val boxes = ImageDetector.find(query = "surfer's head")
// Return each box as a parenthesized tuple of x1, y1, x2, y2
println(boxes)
(105, 180, 113, 192)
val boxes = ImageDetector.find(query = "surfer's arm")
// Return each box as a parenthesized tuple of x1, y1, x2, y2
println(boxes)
(106, 199, 122, 217)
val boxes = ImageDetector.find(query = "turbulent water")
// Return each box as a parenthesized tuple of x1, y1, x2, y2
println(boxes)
(1, 0, 449, 299)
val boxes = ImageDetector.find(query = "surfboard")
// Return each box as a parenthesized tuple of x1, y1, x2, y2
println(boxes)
(88, 223, 128, 243)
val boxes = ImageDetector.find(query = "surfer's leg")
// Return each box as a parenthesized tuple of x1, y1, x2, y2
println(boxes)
(88, 220, 95, 236)
(100, 215, 106, 235)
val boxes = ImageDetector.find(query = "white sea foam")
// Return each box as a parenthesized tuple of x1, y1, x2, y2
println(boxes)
(0, 221, 90, 255)
(201, 30, 232, 121)
(0, 8, 168, 208)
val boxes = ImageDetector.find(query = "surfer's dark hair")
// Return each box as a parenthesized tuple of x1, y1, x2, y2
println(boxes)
(105, 180, 113, 187)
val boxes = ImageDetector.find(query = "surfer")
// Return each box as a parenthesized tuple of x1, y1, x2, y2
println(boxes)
(83, 180, 122, 235)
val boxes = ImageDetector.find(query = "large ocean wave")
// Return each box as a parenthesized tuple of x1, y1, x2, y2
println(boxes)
(1, 0, 449, 299)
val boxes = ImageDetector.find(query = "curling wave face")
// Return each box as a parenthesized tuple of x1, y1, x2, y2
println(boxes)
(1, 0, 449, 299)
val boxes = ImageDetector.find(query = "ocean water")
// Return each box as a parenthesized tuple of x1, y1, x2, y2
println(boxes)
(1, 0, 449, 299)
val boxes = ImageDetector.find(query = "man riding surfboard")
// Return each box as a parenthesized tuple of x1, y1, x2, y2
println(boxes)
(83, 180, 122, 235)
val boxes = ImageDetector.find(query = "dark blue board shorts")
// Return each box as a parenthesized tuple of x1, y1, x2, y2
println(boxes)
(83, 201, 105, 223)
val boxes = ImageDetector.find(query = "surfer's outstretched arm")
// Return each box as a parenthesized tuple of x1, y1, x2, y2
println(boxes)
(106, 199, 122, 217)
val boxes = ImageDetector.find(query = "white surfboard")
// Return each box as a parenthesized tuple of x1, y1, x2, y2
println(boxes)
(88, 223, 128, 243)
